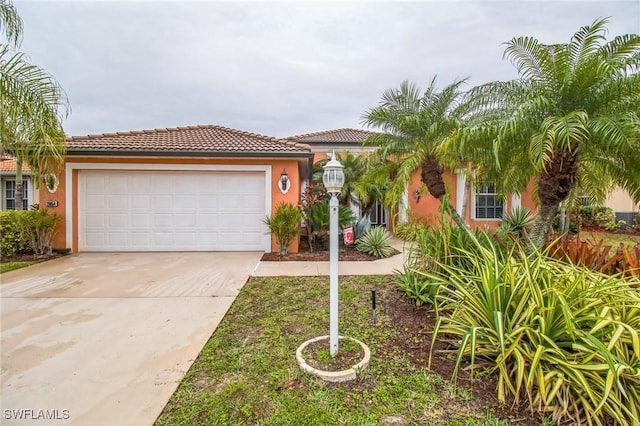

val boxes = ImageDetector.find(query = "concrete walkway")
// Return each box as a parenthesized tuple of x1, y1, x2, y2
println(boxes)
(1, 252, 262, 426)
(253, 238, 408, 277)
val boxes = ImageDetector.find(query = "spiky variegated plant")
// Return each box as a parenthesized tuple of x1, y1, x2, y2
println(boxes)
(1, 0, 69, 210)
(360, 78, 469, 229)
(459, 18, 640, 249)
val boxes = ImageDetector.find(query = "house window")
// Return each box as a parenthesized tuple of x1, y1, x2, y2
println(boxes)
(5, 180, 29, 210)
(475, 184, 503, 220)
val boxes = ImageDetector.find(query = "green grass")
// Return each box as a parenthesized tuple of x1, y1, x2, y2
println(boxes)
(579, 231, 640, 247)
(0, 261, 34, 274)
(155, 276, 513, 426)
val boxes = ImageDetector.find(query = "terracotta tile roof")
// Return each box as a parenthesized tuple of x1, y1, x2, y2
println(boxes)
(0, 158, 30, 173)
(286, 128, 377, 144)
(66, 125, 311, 155)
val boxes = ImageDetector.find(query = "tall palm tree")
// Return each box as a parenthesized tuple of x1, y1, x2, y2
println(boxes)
(1, 0, 69, 210)
(460, 18, 640, 248)
(361, 77, 468, 228)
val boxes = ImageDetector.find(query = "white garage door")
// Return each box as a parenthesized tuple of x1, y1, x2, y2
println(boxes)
(78, 170, 267, 251)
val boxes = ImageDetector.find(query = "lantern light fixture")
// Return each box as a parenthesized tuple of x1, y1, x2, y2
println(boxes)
(278, 169, 290, 194)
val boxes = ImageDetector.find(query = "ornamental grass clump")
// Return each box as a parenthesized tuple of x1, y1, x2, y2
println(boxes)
(426, 233, 640, 426)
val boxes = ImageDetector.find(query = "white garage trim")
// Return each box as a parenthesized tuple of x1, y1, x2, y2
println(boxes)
(66, 162, 272, 251)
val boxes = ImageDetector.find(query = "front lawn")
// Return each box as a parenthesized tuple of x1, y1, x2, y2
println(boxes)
(579, 230, 640, 247)
(0, 261, 34, 274)
(156, 276, 540, 425)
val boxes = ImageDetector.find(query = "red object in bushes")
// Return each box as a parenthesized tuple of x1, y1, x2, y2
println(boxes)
(343, 225, 354, 246)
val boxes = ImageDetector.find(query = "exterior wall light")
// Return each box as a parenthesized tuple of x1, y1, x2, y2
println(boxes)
(278, 169, 290, 194)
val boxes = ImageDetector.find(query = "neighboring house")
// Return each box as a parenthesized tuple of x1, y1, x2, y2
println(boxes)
(287, 128, 538, 230)
(0, 157, 37, 210)
(42, 125, 313, 253)
(286, 128, 389, 226)
(605, 188, 639, 224)
(286, 128, 378, 162)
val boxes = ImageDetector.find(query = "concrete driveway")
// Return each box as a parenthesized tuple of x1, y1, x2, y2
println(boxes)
(1, 252, 262, 426)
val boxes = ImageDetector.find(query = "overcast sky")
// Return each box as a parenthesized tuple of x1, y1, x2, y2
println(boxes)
(13, 0, 640, 139)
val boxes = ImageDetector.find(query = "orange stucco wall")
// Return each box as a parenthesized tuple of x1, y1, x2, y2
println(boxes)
(52, 156, 303, 253)
(406, 168, 539, 229)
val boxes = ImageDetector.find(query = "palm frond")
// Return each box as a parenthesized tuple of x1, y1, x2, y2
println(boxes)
(0, 0, 23, 47)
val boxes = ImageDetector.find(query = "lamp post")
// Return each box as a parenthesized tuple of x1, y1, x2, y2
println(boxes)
(322, 151, 345, 356)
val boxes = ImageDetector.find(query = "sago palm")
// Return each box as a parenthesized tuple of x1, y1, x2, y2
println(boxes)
(1, 0, 69, 209)
(361, 77, 468, 228)
(460, 18, 640, 248)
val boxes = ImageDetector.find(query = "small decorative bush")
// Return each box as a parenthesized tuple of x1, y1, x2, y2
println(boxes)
(394, 266, 439, 307)
(356, 226, 394, 258)
(547, 234, 621, 274)
(0, 210, 31, 257)
(22, 209, 61, 255)
(394, 220, 430, 242)
(499, 206, 534, 239)
(580, 206, 618, 231)
(0, 209, 60, 257)
(305, 202, 354, 250)
(264, 203, 301, 255)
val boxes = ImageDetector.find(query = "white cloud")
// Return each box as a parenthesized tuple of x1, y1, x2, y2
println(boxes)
(13, 0, 640, 138)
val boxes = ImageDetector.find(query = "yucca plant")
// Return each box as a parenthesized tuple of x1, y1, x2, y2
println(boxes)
(499, 206, 534, 239)
(356, 226, 394, 258)
(263, 203, 301, 255)
(425, 233, 640, 425)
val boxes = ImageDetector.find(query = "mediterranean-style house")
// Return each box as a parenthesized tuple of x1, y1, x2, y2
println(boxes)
(287, 128, 538, 231)
(20, 124, 634, 254)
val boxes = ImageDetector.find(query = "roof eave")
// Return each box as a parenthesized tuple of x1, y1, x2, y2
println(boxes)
(65, 149, 312, 158)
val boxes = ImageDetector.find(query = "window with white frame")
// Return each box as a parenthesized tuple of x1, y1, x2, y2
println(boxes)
(474, 184, 503, 220)
(5, 180, 29, 210)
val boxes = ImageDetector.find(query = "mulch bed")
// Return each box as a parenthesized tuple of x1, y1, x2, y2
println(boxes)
(1, 252, 67, 264)
(323, 287, 544, 426)
(261, 243, 400, 262)
(382, 289, 543, 425)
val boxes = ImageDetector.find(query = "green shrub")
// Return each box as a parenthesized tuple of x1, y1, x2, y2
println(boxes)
(500, 207, 534, 236)
(23, 209, 61, 255)
(0, 210, 32, 257)
(394, 220, 430, 242)
(580, 206, 618, 231)
(394, 266, 439, 307)
(264, 203, 302, 255)
(406, 217, 502, 274)
(305, 202, 354, 250)
(355, 226, 394, 258)
(634, 212, 640, 230)
(426, 235, 640, 426)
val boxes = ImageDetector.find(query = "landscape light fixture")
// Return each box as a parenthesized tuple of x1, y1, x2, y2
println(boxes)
(322, 151, 345, 356)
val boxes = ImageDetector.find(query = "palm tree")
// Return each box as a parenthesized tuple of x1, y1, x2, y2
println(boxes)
(1, 0, 69, 210)
(460, 18, 640, 248)
(361, 77, 468, 228)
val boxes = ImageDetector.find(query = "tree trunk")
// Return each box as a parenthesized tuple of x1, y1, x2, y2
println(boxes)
(529, 149, 579, 250)
(15, 156, 24, 210)
(420, 157, 446, 199)
(529, 202, 558, 250)
(558, 201, 566, 234)
(420, 157, 468, 230)
(443, 199, 468, 229)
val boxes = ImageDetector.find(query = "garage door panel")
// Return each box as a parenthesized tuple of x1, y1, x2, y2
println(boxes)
(79, 170, 267, 251)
